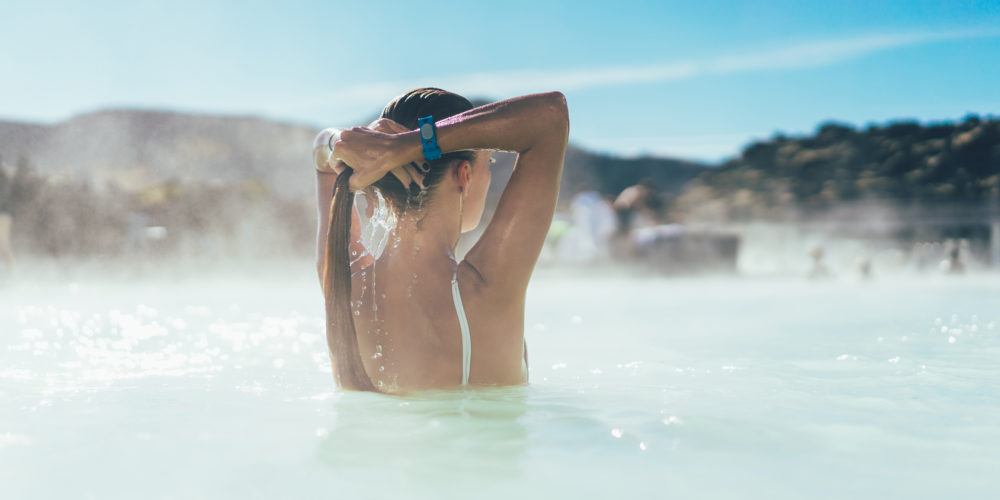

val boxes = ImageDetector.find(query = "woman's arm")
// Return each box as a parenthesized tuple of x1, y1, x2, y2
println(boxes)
(333, 91, 570, 298)
(314, 129, 339, 281)
(445, 92, 569, 299)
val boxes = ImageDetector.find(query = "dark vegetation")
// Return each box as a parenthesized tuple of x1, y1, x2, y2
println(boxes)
(672, 115, 1000, 222)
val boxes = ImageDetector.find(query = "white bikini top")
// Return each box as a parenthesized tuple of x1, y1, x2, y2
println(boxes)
(451, 270, 472, 385)
(451, 268, 529, 387)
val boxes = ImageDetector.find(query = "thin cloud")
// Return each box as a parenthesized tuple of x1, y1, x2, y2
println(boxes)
(291, 28, 999, 117)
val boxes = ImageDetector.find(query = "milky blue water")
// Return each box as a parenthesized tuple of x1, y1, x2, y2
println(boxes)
(2, 266, 998, 499)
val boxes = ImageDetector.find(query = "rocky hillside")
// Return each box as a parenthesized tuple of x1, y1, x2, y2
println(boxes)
(673, 115, 1000, 222)
(0, 109, 708, 204)
(0, 110, 318, 198)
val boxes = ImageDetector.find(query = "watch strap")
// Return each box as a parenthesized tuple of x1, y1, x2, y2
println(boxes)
(418, 115, 442, 161)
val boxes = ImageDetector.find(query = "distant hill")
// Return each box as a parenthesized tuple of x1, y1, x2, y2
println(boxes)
(672, 115, 1000, 222)
(0, 110, 318, 198)
(0, 108, 710, 258)
(559, 145, 708, 205)
(0, 108, 710, 204)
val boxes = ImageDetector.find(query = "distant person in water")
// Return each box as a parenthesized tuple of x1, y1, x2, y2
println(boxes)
(0, 160, 41, 273)
(313, 89, 569, 393)
(611, 178, 664, 259)
(613, 178, 662, 234)
(808, 245, 831, 280)
(0, 211, 11, 271)
(856, 255, 873, 281)
(556, 183, 616, 263)
(939, 243, 965, 275)
(0, 161, 17, 272)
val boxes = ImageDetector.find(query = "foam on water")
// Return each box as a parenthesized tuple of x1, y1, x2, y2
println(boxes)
(1, 272, 999, 499)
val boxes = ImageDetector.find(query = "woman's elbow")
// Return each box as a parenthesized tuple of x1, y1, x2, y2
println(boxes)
(543, 91, 570, 138)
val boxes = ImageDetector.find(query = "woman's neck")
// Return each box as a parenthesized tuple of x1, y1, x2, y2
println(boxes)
(390, 194, 463, 270)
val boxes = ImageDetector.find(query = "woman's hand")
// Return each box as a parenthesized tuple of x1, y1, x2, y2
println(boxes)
(367, 119, 427, 192)
(331, 120, 417, 191)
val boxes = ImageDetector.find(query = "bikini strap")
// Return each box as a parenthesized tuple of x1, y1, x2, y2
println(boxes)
(451, 269, 472, 385)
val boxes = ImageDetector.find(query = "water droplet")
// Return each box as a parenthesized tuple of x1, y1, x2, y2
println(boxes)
(378, 366, 385, 372)
(377, 380, 384, 388)
(610, 428, 623, 438)
(354, 310, 360, 316)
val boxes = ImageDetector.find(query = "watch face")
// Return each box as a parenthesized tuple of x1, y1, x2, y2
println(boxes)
(420, 123, 433, 140)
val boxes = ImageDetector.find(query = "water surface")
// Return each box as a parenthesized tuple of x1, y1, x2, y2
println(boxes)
(2, 267, 998, 499)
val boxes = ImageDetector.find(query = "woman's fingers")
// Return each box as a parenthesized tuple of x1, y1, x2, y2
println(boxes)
(388, 167, 413, 190)
(403, 163, 426, 189)
(368, 118, 410, 135)
(389, 163, 426, 191)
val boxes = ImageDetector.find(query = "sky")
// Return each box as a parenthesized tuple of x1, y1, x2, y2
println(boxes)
(1, 0, 998, 162)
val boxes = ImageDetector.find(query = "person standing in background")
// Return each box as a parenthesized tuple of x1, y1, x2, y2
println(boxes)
(0, 157, 15, 272)
(0, 157, 42, 274)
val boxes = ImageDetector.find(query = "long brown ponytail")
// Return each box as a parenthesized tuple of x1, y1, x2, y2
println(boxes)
(324, 168, 377, 391)
(322, 88, 477, 392)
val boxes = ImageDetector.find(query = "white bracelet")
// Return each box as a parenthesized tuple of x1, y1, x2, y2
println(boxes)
(313, 128, 340, 152)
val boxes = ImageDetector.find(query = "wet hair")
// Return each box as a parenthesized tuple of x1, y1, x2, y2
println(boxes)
(323, 88, 476, 391)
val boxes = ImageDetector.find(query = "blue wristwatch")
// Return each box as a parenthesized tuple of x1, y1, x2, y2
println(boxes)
(418, 115, 442, 161)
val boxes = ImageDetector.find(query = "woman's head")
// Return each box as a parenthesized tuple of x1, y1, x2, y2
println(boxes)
(371, 88, 490, 231)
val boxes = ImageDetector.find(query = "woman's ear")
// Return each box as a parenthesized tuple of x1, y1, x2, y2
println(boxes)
(454, 160, 472, 193)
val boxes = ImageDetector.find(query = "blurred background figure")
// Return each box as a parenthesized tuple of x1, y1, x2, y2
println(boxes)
(0, 157, 16, 274)
(0, 157, 43, 274)
(0, 157, 44, 275)
(0, 210, 12, 272)
(939, 240, 966, 275)
(808, 245, 831, 280)
(556, 183, 617, 264)
(613, 178, 663, 234)
(611, 178, 665, 259)
(856, 254, 873, 281)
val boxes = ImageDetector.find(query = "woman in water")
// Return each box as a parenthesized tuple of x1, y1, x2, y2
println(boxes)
(313, 89, 569, 393)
